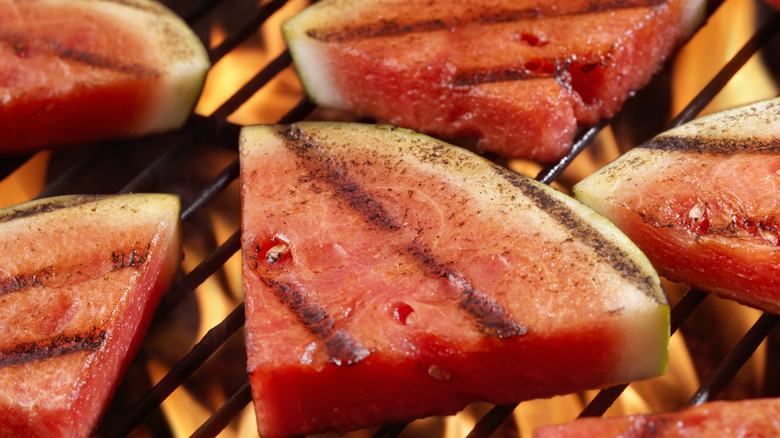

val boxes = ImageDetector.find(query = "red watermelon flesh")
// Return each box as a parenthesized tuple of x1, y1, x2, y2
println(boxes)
(240, 122, 669, 437)
(573, 97, 780, 315)
(0, 194, 181, 437)
(0, 0, 209, 154)
(533, 398, 780, 437)
(282, 0, 704, 162)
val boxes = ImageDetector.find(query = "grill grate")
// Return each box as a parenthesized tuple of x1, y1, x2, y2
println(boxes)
(1, 0, 778, 436)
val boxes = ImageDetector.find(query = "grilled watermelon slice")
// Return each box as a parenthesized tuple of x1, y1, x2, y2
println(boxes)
(573, 97, 780, 315)
(0, 194, 181, 437)
(533, 398, 780, 437)
(0, 0, 209, 154)
(282, 0, 704, 162)
(240, 122, 669, 437)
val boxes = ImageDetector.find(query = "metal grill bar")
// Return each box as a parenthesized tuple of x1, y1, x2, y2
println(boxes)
(688, 313, 780, 407)
(191, 382, 253, 438)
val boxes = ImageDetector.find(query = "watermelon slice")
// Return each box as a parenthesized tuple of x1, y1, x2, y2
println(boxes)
(533, 398, 780, 437)
(240, 122, 670, 437)
(573, 97, 780, 315)
(282, 0, 704, 162)
(0, 0, 209, 154)
(0, 194, 181, 437)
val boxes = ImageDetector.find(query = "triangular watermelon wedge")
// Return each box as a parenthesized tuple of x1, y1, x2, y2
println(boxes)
(282, 0, 704, 161)
(573, 97, 780, 315)
(0, 0, 209, 154)
(0, 194, 181, 437)
(240, 122, 670, 437)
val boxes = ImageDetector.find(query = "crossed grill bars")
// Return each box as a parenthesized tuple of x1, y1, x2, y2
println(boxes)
(0, 0, 777, 436)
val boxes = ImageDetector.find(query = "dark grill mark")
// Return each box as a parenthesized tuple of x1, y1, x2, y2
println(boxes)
(640, 135, 780, 155)
(0, 243, 152, 297)
(0, 32, 159, 78)
(0, 326, 106, 368)
(112, 243, 151, 269)
(56, 44, 159, 77)
(278, 126, 401, 231)
(458, 283, 528, 338)
(307, 0, 665, 43)
(407, 244, 527, 338)
(0, 195, 105, 224)
(259, 277, 370, 366)
(452, 61, 561, 86)
(276, 125, 527, 337)
(0, 267, 52, 297)
(499, 170, 662, 302)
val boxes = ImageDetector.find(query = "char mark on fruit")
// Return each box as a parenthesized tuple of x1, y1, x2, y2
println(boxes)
(0, 195, 105, 224)
(407, 244, 528, 338)
(260, 276, 370, 366)
(640, 135, 780, 155)
(278, 125, 528, 338)
(501, 171, 661, 301)
(112, 243, 152, 269)
(278, 125, 402, 231)
(0, 326, 107, 368)
(452, 61, 561, 86)
(306, 0, 665, 43)
(0, 31, 159, 77)
(0, 244, 152, 297)
(0, 266, 52, 297)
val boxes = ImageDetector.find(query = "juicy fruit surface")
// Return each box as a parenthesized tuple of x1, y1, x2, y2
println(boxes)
(283, 0, 703, 161)
(0, 0, 209, 154)
(240, 122, 669, 437)
(533, 398, 780, 437)
(573, 97, 780, 314)
(0, 194, 181, 437)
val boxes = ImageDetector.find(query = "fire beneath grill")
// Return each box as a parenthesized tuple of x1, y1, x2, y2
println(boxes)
(0, 0, 778, 437)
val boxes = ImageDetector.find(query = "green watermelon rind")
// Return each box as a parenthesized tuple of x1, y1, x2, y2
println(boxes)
(281, 4, 344, 109)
